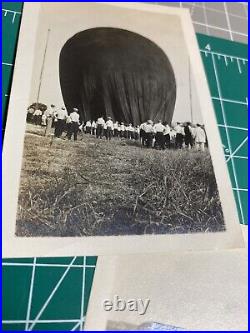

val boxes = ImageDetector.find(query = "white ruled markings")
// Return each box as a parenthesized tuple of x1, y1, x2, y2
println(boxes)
(2, 8, 21, 24)
(200, 48, 248, 75)
(236, 58, 242, 74)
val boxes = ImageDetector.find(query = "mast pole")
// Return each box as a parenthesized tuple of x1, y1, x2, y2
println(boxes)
(36, 28, 51, 103)
(189, 58, 193, 123)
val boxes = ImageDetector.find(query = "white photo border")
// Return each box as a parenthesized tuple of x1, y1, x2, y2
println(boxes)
(2, 2, 244, 258)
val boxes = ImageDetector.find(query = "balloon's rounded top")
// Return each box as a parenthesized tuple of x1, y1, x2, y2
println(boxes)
(60, 27, 176, 124)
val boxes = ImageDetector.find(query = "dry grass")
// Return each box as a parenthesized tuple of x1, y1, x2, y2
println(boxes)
(16, 124, 225, 237)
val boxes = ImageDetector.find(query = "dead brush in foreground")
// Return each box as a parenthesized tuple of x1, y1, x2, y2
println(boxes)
(16, 126, 225, 236)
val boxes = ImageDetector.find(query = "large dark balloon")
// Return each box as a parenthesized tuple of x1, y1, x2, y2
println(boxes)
(59, 28, 176, 124)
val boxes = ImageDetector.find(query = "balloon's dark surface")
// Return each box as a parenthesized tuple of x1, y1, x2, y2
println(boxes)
(59, 28, 176, 124)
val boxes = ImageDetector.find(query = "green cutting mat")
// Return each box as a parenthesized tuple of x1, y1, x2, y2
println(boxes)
(197, 34, 248, 226)
(2, 2, 248, 331)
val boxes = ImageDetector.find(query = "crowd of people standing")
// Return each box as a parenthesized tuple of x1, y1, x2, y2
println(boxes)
(26, 104, 207, 151)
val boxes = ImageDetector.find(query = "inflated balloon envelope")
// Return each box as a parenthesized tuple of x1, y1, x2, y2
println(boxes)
(59, 28, 176, 125)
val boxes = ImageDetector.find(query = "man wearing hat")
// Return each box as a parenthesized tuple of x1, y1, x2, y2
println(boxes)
(174, 122, 184, 149)
(67, 107, 80, 141)
(54, 106, 68, 138)
(127, 123, 134, 140)
(91, 120, 96, 136)
(153, 120, 165, 150)
(85, 120, 92, 134)
(96, 116, 105, 139)
(194, 124, 206, 151)
(139, 121, 147, 146)
(134, 125, 140, 141)
(143, 120, 154, 148)
(106, 117, 114, 140)
(120, 122, 125, 138)
(33, 107, 42, 126)
(44, 104, 56, 136)
(163, 122, 171, 149)
(113, 121, 119, 138)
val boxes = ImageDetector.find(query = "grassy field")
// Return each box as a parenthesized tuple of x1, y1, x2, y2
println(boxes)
(16, 124, 225, 237)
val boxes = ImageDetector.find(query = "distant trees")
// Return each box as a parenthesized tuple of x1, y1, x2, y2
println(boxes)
(28, 102, 47, 111)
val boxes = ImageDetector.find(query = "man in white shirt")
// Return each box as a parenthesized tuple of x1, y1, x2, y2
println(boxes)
(120, 122, 125, 138)
(127, 123, 134, 140)
(153, 120, 165, 150)
(194, 124, 206, 151)
(139, 122, 147, 146)
(117, 124, 121, 138)
(174, 122, 184, 149)
(67, 108, 80, 141)
(144, 120, 154, 148)
(113, 121, 119, 137)
(103, 122, 107, 139)
(170, 128, 176, 147)
(44, 104, 56, 136)
(33, 108, 42, 126)
(124, 124, 128, 139)
(96, 116, 105, 139)
(134, 125, 140, 141)
(91, 121, 96, 136)
(85, 120, 92, 134)
(41, 112, 47, 127)
(163, 122, 171, 149)
(54, 106, 68, 138)
(106, 117, 114, 140)
(65, 114, 72, 135)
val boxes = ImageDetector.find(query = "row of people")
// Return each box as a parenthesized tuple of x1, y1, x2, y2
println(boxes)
(27, 105, 207, 150)
(86, 117, 207, 151)
(81, 117, 141, 140)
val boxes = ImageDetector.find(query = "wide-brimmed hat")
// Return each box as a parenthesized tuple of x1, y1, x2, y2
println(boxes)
(73, 107, 79, 112)
(147, 120, 153, 124)
(51, 104, 55, 107)
(107, 116, 112, 120)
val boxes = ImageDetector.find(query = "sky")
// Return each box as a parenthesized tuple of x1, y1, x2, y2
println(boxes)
(29, 2, 204, 124)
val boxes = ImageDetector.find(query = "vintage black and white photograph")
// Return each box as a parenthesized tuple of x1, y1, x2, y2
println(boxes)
(3, 3, 243, 257)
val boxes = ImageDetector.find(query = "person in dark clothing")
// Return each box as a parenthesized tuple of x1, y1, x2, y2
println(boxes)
(67, 108, 80, 141)
(163, 122, 171, 149)
(106, 117, 114, 140)
(184, 122, 194, 148)
(113, 121, 119, 137)
(85, 120, 92, 134)
(96, 117, 105, 139)
(153, 120, 165, 150)
(120, 123, 125, 138)
(27, 107, 35, 123)
(139, 122, 147, 146)
(174, 122, 184, 149)
(127, 124, 134, 140)
(33, 109, 42, 125)
(55, 107, 68, 138)
(134, 126, 140, 141)
(144, 120, 154, 148)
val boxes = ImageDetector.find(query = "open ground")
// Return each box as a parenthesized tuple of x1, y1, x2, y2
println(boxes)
(16, 124, 225, 237)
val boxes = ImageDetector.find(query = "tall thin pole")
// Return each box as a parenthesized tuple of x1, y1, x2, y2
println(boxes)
(188, 58, 193, 123)
(36, 28, 51, 103)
